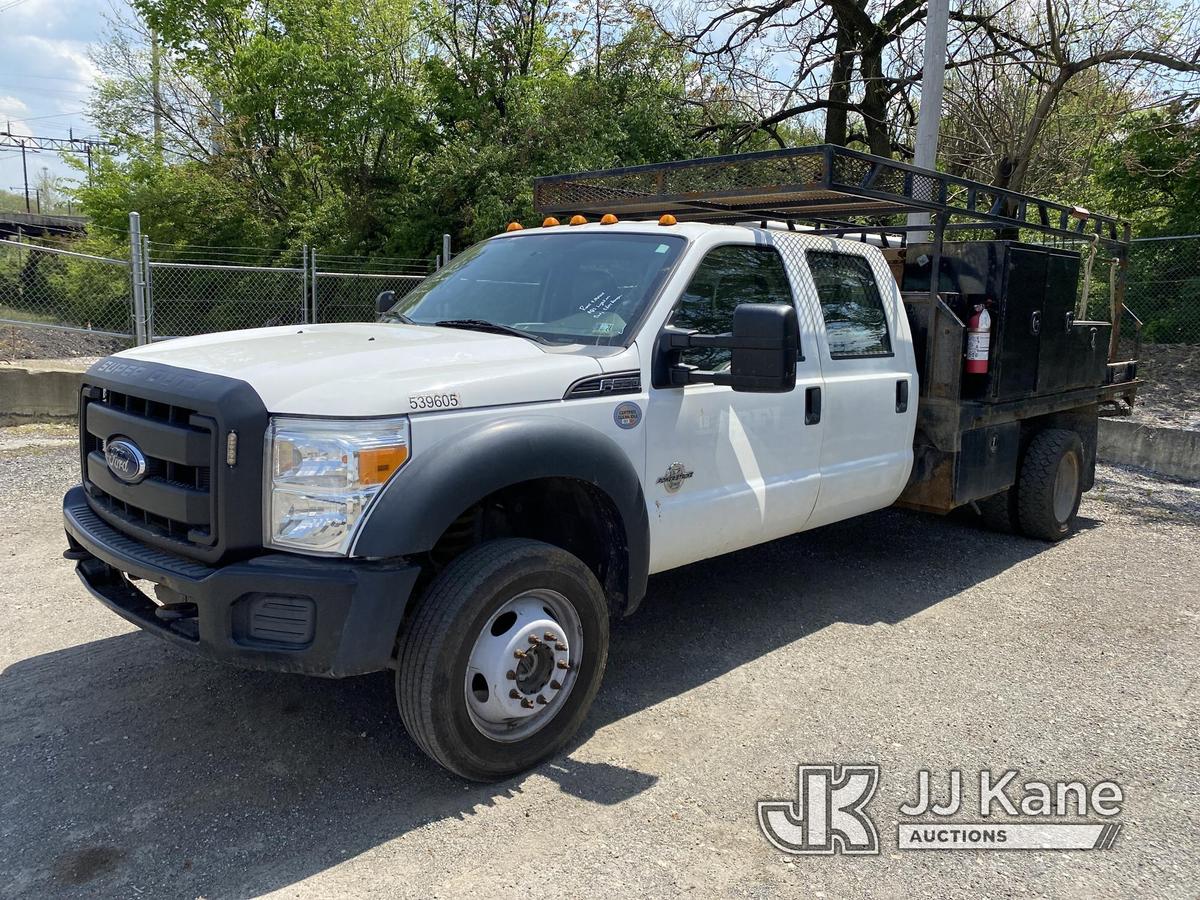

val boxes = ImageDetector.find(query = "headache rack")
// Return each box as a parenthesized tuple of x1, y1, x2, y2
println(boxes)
(534, 143, 1137, 389)
(534, 144, 1128, 246)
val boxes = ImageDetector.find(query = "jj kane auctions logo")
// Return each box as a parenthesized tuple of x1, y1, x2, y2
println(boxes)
(758, 765, 1124, 854)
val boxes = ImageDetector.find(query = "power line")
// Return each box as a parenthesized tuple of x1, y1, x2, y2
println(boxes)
(0, 130, 113, 153)
(0, 0, 35, 13)
(0, 129, 114, 212)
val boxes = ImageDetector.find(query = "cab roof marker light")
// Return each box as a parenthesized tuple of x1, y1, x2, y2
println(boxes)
(600, 213, 619, 225)
(659, 214, 677, 226)
(506, 221, 524, 232)
(542, 216, 561, 227)
(569, 215, 588, 226)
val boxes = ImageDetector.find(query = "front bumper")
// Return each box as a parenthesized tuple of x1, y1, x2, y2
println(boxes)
(63, 485, 420, 677)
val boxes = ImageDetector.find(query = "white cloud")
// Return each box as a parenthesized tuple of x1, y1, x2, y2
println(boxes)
(0, 1, 120, 188)
(0, 96, 32, 118)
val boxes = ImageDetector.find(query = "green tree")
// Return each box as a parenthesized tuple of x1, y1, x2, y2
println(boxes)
(75, 0, 729, 260)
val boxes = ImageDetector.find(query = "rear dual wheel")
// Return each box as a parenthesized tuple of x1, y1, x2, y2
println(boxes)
(1015, 428, 1084, 541)
(396, 538, 609, 781)
(972, 428, 1084, 541)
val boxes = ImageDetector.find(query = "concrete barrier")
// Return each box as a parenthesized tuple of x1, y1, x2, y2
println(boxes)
(0, 359, 91, 421)
(1098, 419, 1200, 482)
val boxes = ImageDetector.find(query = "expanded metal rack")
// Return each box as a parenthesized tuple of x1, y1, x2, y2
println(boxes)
(533, 144, 1134, 359)
(534, 144, 1129, 246)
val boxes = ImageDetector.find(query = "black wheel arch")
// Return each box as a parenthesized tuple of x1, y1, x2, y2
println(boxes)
(351, 416, 650, 615)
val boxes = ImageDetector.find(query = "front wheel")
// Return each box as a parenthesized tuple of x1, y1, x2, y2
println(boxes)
(396, 538, 610, 781)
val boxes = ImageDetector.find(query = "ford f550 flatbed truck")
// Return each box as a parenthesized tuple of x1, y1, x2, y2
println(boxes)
(63, 147, 1140, 780)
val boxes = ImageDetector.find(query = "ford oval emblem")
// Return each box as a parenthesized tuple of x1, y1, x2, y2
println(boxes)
(105, 437, 148, 484)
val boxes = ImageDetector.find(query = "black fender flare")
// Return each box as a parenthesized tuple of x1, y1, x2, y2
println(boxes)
(351, 416, 650, 613)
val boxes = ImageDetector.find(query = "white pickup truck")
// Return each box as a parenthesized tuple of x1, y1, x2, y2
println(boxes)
(62, 148, 1139, 779)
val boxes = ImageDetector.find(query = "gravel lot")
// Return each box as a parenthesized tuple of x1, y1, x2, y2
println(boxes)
(1130, 344, 1200, 432)
(0, 425, 1196, 899)
(0, 323, 129, 361)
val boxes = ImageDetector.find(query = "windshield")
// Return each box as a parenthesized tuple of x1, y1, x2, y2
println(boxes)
(384, 232, 688, 346)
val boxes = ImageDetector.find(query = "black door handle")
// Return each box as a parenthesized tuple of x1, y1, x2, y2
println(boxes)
(805, 386, 821, 425)
(896, 379, 909, 413)
(1031, 310, 1042, 336)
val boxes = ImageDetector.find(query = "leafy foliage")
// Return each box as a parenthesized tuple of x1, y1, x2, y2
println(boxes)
(76, 0, 736, 259)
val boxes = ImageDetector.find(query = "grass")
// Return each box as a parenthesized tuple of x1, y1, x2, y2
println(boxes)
(0, 303, 59, 326)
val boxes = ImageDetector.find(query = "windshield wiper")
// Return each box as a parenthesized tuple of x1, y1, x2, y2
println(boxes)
(433, 319, 548, 344)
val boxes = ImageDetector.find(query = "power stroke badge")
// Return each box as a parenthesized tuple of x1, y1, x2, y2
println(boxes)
(656, 462, 694, 493)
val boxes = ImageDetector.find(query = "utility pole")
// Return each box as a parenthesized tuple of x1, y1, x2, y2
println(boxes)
(20, 138, 29, 213)
(150, 29, 163, 157)
(907, 0, 950, 230)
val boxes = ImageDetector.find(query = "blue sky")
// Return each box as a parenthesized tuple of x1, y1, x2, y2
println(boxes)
(0, 0, 123, 201)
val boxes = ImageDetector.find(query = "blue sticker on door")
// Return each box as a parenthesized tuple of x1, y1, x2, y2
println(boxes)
(614, 401, 642, 430)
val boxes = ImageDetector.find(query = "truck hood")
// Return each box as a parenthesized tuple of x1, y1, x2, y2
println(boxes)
(114, 323, 603, 415)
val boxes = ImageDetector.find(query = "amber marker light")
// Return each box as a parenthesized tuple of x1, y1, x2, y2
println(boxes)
(659, 214, 677, 226)
(506, 221, 524, 232)
(569, 215, 588, 226)
(600, 213, 619, 225)
(542, 217, 561, 227)
(358, 445, 410, 485)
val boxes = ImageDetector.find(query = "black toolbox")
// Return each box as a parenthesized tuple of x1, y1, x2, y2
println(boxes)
(903, 241, 1110, 401)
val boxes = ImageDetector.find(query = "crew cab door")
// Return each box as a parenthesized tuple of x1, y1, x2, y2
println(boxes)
(782, 243, 916, 528)
(645, 242, 824, 573)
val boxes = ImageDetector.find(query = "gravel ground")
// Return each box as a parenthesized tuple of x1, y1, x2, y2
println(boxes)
(0, 322, 129, 361)
(1128, 343, 1200, 431)
(0, 426, 1197, 899)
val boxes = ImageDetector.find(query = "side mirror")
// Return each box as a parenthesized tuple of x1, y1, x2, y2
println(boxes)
(658, 303, 798, 393)
(375, 290, 397, 315)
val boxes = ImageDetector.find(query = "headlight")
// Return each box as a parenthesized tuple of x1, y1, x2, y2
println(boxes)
(265, 416, 410, 555)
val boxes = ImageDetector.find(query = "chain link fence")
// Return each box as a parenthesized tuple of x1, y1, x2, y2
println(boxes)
(146, 244, 309, 339)
(0, 220, 441, 354)
(8, 219, 1195, 352)
(312, 253, 429, 324)
(1126, 235, 1200, 344)
(0, 237, 133, 337)
(147, 244, 432, 337)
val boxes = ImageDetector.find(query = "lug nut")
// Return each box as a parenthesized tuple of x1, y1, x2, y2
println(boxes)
(556, 660, 570, 670)
(536, 695, 548, 705)
(506, 670, 516, 680)
(550, 680, 562, 690)
(528, 635, 541, 645)
(555, 643, 567, 651)
(520, 698, 534, 709)
(513, 649, 527, 659)
(544, 632, 558, 642)
(509, 689, 522, 700)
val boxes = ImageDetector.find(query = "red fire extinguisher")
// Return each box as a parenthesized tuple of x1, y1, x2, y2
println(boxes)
(966, 303, 992, 375)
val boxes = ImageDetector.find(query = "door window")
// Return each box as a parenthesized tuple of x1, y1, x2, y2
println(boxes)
(806, 251, 892, 358)
(671, 245, 793, 370)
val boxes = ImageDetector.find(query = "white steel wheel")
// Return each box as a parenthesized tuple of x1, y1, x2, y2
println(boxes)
(396, 538, 610, 781)
(464, 589, 583, 742)
(1051, 452, 1080, 524)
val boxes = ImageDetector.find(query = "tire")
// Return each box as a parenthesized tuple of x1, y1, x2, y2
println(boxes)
(975, 488, 1016, 533)
(396, 538, 609, 781)
(1015, 428, 1084, 542)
